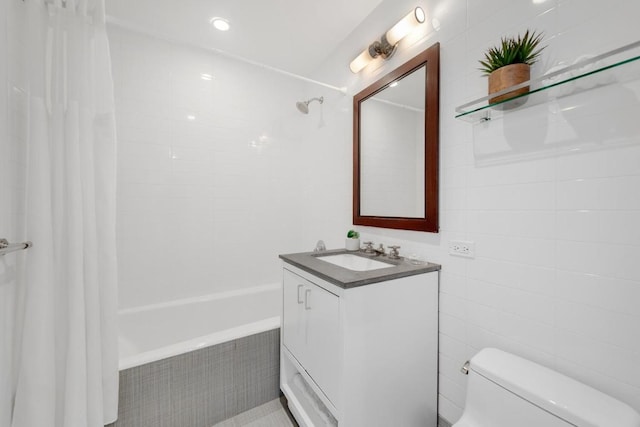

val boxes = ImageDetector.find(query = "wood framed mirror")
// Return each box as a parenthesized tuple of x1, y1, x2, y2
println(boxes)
(353, 43, 440, 232)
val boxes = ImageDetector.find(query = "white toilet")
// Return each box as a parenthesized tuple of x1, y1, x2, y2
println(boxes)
(454, 348, 640, 427)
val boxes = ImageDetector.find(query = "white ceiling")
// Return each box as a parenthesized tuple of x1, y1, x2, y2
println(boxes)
(105, 0, 385, 76)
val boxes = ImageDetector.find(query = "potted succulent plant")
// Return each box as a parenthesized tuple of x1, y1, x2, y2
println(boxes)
(479, 30, 545, 104)
(346, 229, 360, 251)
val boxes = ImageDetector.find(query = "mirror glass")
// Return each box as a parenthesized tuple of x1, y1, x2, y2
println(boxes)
(353, 43, 439, 232)
(360, 65, 425, 218)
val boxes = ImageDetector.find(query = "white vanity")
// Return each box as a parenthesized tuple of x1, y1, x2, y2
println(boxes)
(279, 249, 440, 427)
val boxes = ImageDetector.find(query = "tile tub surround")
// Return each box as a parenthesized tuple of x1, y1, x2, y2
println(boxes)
(107, 329, 280, 427)
(108, 24, 353, 310)
(279, 249, 441, 289)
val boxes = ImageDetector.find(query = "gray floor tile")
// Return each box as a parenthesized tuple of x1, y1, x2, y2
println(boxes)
(212, 399, 294, 427)
(211, 418, 239, 427)
(242, 410, 294, 427)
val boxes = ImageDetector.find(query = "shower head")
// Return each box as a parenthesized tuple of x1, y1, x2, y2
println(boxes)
(296, 101, 309, 114)
(296, 96, 324, 114)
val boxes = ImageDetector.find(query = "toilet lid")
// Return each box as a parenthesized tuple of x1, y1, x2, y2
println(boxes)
(469, 348, 640, 427)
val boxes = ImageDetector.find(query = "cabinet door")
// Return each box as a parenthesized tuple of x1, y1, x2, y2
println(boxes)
(282, 269, 307, 364)
(304, 281, 340, 404)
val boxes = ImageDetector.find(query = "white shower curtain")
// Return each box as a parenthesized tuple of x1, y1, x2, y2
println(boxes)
(10, 0, 118, 426)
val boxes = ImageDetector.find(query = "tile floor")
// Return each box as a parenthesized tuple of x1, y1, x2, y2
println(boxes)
(212, 399, 295, 427)
(213, 398, 452, 427)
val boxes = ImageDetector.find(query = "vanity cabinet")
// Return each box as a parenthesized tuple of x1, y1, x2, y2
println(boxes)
(283, 269, 340, 402)
(280, 259, 439, 427)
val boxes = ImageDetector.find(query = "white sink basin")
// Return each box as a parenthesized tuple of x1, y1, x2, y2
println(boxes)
(317, 253, 394, 272)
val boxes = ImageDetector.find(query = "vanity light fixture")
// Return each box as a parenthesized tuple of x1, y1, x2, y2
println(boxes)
(349, 7, 426, 73)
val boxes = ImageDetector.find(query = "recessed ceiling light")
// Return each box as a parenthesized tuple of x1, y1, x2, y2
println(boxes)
(187, 115, 196, 121)
(210, 17, 230, 32)
(200, 73, 214, 81)
(389, 82, 399, 88)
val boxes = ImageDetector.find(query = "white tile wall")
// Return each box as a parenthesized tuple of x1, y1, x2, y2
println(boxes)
(312, 0, 640, 422)
(108, 26, 353, 308)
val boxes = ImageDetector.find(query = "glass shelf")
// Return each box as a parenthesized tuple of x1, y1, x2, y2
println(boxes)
(455, 40, 640, 123)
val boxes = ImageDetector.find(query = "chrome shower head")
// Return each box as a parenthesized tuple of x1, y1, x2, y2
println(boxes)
(296, 101, 309, 114)
(296, 96, 323, 114)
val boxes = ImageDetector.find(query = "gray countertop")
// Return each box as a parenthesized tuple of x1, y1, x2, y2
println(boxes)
(279, 248, 441, 289)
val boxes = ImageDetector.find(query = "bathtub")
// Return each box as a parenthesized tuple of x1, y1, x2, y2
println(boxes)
(109, 283, 282, 427)
(118, 283, 281, 370)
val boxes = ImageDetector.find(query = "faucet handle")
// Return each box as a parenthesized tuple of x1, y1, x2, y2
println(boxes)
(362, 241, 374, 253)
(388, 245, 401, 259)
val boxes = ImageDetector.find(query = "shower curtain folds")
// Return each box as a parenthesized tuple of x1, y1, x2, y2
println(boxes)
(10, 0, 118, 426)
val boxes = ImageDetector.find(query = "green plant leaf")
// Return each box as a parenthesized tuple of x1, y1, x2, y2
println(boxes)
(478, 29, 546, 74)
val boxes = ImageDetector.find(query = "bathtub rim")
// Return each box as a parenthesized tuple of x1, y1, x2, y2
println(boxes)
(118, 283, 281, 371)
(118, 283, 281, 315)
(119, 316, 280, 371)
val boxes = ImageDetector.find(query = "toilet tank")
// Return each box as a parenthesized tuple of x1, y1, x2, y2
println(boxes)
(454, 348, 640, 427)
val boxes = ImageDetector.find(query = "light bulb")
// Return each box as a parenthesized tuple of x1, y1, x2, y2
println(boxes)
(385, 7, 426, 46)
(210, 17, 230, 32)
(350, 48, 375, 73)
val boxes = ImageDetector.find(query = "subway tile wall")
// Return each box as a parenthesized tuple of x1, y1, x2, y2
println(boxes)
(312, 0, 640, 423)
(108, 26, 352, 308)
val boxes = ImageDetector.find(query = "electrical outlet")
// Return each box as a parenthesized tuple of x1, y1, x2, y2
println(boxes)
(449, 240, 475, 258)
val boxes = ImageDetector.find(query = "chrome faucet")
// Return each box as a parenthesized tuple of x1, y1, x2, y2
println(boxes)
(388, 245, 401, 259)
(374, 243, 386, 256)
(362, 241, 375, 254)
